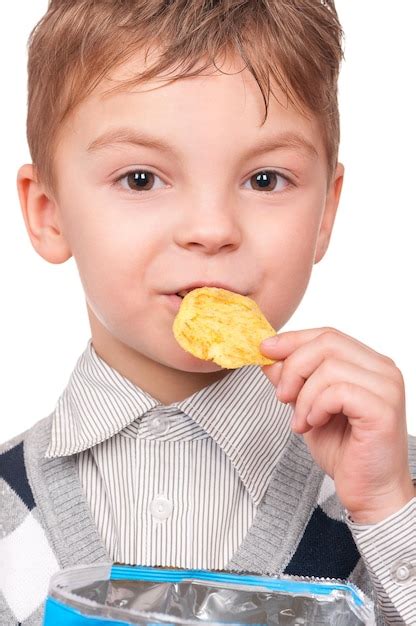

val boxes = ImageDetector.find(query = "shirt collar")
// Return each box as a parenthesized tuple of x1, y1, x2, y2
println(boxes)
(46, 338, 293, 506)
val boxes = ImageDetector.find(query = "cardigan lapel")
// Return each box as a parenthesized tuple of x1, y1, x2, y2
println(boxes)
(28, 412, 325, 575)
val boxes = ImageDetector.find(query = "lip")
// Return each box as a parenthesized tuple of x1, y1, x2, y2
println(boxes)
(164, 293, 186, 312)
(167, 281, 247, 297)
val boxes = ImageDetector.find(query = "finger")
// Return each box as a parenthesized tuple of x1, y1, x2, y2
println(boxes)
(262, 360, 284, 389)
(303, 382, 396, 432)
(260, 327, 396, 365)
(291, 358, 403, 433)
(264, 329, 399, 405)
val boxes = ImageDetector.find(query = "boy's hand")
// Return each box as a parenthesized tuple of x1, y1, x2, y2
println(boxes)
(260, 328, 415, 524)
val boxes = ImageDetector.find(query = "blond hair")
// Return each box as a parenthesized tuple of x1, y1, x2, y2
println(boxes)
(26, 0, 344, 195)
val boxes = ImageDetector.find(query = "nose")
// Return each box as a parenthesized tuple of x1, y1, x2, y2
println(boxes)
(173, 192, 242, 255)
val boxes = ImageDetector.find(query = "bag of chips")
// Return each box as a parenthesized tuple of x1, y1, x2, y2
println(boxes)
(43, 563, 375, 625)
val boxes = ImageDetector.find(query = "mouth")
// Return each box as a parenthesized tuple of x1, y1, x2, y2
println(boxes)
(176, 289, 192, 299)
(171, 283, 247, 299)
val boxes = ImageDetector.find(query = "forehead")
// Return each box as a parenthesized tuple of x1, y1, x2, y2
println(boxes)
(58, 49, 324, 162)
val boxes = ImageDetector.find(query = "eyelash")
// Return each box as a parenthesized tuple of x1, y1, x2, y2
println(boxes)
(112, 168, 295, 195)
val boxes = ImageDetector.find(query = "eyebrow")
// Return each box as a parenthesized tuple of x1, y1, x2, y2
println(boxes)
(86, 127, 318, 159)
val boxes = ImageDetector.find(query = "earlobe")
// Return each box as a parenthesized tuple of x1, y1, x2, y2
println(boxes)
(314, 234, 329, 264)
(16, 164, 72, 264)
(314, 162, 345, 264)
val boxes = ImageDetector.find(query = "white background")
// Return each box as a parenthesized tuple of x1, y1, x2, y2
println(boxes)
(0, 1, 415, 442)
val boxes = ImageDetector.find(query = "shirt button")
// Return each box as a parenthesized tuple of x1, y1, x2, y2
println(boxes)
(396, 566, 410, 581)
(391, 560, 415, 585)
(150, 416, 170, 436)
(150, 496, 173, 521)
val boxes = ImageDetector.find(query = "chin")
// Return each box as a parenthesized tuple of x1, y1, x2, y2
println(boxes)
(178, 355, 226, 374)
(159, 347, 227, 374)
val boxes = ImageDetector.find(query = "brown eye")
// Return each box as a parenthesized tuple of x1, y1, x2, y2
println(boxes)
(115, 169, 166, 193)
(246, 170, 290, 193)
(125, 170, 155, 191)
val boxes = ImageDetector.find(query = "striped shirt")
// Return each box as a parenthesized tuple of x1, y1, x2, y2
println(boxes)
(1, 339, 416, 623)
(45, 339, 293, 568)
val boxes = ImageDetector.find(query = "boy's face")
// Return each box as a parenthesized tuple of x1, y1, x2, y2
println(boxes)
(18, 51, 343, 403)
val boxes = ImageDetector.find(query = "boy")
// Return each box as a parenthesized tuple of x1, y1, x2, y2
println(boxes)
(1, 0, 415, 624)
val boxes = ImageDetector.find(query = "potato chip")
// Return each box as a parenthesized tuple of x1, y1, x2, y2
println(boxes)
(172, 286, 277, 368)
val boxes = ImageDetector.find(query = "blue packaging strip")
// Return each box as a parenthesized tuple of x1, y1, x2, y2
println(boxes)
(110, 565, 364, 608)
(44, 596, 138, 625)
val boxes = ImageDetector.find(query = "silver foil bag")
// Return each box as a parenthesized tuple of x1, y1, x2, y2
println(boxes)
(43, 563, 376, 625)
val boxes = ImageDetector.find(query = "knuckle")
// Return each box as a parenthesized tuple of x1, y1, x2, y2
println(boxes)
(391, 365, 405, 386)
(392, 388, 403, 409)
(382, 360, 405, 386)
(320, 326, 336, 334)
(321, 327, 337, 340)
(336, 381, 354, 396)
(319, 330, 338, 352)
(382, 403, 397, 424)
(389, 377, 404, 405)
(382, 354, 396, 367)
(378, 355, 404, 386)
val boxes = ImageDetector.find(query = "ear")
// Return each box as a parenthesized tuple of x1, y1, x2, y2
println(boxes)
(314, 162, 344, 264)
(16, 164, 72, 264)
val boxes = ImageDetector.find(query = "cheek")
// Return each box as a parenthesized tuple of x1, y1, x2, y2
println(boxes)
(254, 208, 323, 326)
(67, 219, 153, 316)
(77, 245, 149, 307)
(259, 207, 320, 276)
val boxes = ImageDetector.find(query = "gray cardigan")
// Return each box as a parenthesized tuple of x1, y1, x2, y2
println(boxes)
(1, 413, 416, 624)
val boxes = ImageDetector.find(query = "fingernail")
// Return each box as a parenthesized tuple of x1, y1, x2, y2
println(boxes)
(261, 336, 279, 349)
